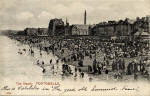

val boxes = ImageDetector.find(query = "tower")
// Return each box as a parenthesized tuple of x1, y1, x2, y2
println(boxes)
(84, 10, 86, 25)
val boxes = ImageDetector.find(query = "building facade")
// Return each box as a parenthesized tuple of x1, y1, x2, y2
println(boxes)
(70, 25, 89, 35)
(64, 23, 72, 36)
(46, 12, 150, 37)
(24, 28, 38, 36)
(92, 16, 150, 37)
(38, 28, 48, 36)
(48, 18, 65, 36)
(146, 15, 150, 34)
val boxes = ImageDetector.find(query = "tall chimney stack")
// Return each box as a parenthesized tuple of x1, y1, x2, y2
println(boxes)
(84, 10, 86, 25)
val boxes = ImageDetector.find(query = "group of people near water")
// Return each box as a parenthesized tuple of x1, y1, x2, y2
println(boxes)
(10, 35, 150, 81)
(16, 41, 87, 80)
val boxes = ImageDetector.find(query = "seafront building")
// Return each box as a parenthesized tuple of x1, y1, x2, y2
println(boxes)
(24, 28, 38, 36)
(24, 28, 48, 36)
(92, 16, 150, 37)
(48, 10, 90, 36)
(70, 24, 89, 35)
(21, 11, 150, 38)
(147, 15, 150, 34)
(47, 11, 150, 37)
(48, 18, 65, 36)
(38, 28, 48, 36)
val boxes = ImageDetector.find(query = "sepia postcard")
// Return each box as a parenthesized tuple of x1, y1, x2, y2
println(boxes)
(0, 0, 150, 96)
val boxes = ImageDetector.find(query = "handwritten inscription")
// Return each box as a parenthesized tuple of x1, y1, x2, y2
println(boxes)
(91, 85, 118, 91)
(0, 82, 140, 95)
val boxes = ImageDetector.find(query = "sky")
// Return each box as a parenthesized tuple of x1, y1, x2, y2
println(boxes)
(0, 0, 150, 30)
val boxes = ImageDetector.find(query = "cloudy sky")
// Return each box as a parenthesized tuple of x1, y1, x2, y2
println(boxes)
(0, 0, 150, 30)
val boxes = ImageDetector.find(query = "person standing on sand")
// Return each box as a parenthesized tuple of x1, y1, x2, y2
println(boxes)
(40, 52, 42, 58)
(93, 59, 97, 74)
(50, 59, 52, 64)
(97, 65, 101, 74)
(31, 49, 34, 57)
(56, 59, 59, 64)
(81, 72, 84, 78)
(134, 73, 138, 80)
(42, 61, 44, 65)
(37, 60, 40, 65)
(42, 68, 46, 73)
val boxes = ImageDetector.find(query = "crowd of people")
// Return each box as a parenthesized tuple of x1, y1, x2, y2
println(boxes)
(9, 35, 150, 81)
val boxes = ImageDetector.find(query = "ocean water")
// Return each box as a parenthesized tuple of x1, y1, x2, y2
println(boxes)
(0, 36, 43, 82)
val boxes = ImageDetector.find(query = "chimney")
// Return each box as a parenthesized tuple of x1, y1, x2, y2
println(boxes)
(84, 10, 86, 25)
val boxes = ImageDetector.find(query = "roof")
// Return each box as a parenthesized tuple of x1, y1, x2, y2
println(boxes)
(25, 28, 38, 30)
(72, 24, 89, 29)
